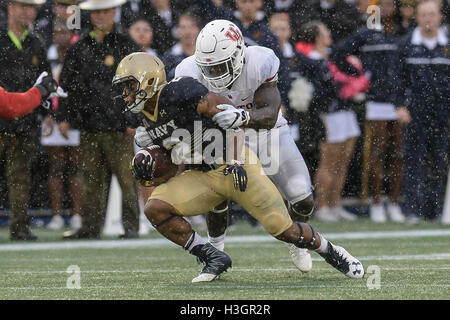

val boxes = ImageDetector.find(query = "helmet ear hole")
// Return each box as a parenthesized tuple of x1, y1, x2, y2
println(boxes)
(148, 78, 155, 87)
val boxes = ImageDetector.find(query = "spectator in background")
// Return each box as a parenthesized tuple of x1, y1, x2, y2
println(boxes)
(196, 0, 291, 114)
(268, 13, 296, 120)
(58, 0, 141, 239)
(297, 21, 365, 222)
(162, 12, 201, 80)
(43, 20, 82, 231)
(399, 0, 418, 35)
(304, 0, 362, 43)
(270, 13, 321, 173)
(121, 0, 193, 39)
(263, 0, 319, 43)
(331, 0, 406, 223)
(127, 17, 158, 56)
(397, 0, 449, 223)
(34, 0, 85, 48)
(141, 0, 182, 55)
(269, 13, 295, 62)
(0, 0, 50, 240)
(120, 0, 143, 28)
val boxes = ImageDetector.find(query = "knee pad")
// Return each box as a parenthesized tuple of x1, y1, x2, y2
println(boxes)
(289, 196, 315, 222)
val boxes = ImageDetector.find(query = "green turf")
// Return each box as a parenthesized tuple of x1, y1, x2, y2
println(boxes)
(0, 218, 449, 300)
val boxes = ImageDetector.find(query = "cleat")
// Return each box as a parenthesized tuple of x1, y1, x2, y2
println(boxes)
(192, 243, 232, 283)
(319, 242, 364, 278)
(192, 273, 219, 283)
(286, 243, 312, 272)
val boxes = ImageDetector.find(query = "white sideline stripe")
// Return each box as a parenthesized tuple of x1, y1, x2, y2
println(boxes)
(2, 284, 450, 291)
(1, 229, 450, 252)
(5, 263, 450, 275)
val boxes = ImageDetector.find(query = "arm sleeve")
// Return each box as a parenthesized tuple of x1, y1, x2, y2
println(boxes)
(0, 86, 42, 120)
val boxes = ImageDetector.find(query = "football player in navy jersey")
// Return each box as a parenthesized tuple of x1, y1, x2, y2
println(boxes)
(112, 52, 364, 283)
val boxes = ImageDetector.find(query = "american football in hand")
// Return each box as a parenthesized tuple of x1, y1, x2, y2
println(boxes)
(133, 145, 178, 186)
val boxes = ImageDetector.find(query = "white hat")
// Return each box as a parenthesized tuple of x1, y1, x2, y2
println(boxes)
(9, 0, 47, 5)
(79, 0, 126, 10)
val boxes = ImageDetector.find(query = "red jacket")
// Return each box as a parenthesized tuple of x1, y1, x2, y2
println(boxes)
(0, 86, 42, 119)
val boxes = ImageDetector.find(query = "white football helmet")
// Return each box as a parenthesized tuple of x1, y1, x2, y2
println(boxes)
(195, 20, 246, 89)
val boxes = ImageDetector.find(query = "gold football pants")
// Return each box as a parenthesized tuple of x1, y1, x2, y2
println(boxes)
(148, 148, 292, 236)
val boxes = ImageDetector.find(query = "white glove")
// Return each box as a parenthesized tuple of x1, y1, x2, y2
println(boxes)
(34, 71, 48, 86)
(134, 126, 153, 148)
(48, 86, 68, 99)
(212, 104, 250, 130)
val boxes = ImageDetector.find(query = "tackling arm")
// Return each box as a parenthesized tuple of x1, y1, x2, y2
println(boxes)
(247, 81, 281, 130)
(196, 92, 248, 192)
(195, 92, 234, 118)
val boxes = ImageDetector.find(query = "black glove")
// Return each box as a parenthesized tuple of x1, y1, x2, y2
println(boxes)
(35, 75, 58, 100)
(130, 154, 155, 187)
(223, 163, 248, 192)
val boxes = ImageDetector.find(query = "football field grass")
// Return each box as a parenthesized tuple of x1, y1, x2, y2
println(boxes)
(0, 219, 449, 300)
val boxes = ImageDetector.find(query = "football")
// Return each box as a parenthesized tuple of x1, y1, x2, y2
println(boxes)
(134, 145, 176, 178)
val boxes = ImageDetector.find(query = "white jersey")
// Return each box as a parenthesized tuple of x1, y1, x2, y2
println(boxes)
(175, 46, 287, 128)
(175, 46, 312, 204)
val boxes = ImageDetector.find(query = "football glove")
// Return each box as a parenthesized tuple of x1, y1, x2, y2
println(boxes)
(130, 153, 155, 187)
(34, 71, 58, 100)
(212, 104, 250, 130)
(223, 162, 248, 192)
(134, 126, 154, 148)
(34, 72, 68, 107)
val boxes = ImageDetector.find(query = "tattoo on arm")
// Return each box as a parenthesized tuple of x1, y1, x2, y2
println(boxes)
(247, 81, 281, 130)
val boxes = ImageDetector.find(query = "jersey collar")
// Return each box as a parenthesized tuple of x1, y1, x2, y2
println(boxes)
(141, 89, 163, 122)
(411, 27, 448, 46)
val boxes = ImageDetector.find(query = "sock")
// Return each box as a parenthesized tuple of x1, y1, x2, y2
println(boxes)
(314, 233, 329, 254)
(184, 231, 207, 255)
(208, 232, 226, 251)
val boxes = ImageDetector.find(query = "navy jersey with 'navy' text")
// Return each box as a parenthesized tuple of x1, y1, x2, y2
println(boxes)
(139, 76, 226, 171)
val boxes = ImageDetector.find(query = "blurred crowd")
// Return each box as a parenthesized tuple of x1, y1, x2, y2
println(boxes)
(0, 0, 448, 240)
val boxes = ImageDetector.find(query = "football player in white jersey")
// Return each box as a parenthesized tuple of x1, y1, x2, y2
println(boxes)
(134, 19, 314, 274)
(173, 19, 315, 274)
